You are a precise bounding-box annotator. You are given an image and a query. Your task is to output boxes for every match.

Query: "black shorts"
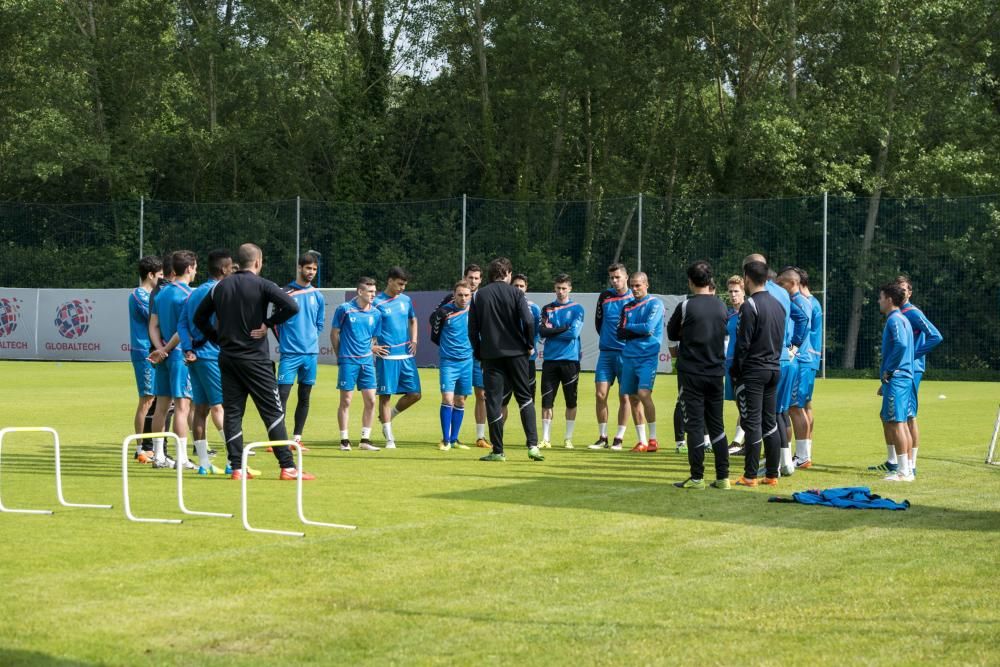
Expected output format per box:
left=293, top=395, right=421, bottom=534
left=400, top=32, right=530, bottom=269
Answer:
left=541, top=360, right=580, bottom=409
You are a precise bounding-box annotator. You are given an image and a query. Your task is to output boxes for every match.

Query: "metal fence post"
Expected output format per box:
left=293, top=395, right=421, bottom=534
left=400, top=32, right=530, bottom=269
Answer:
left=138, top=196, right=144, bottom=259
left=462, top=194, right=467, bottom=274
left=822, top=191, right=828, bottom=379
left=637, top=193, right=643, bottom=272
left=295, top=195, right=301, bottom=273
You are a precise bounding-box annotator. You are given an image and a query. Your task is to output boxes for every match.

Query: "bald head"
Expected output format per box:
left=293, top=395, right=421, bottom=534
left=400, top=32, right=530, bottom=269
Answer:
left=237, top=243, right=263, bottom=273
left=743, top=253, right=767, bottom=266
left=629, top=271, right=649, bottom=298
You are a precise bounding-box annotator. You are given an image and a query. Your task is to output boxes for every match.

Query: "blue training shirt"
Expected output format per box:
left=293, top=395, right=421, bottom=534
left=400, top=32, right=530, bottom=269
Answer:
left=595, top=288, right=632, bottom=352
left=527, top=301, right=541, bottom=362
left=619, top=295, right=664, bottom=359
left=178, top=279, right=219, bottom=360
left=436, top=303, right=473, bottom=361
left=789, top=291, right=814, bottom=360
left=128, top=287, right=152, bottom=353
left=765, top=280, right=792, bottom=362
left=725, top=309, right=739, bottom=364
left=332, top=298, right=382, bottom=364
left=881, top=309, right=914, bottom=380
left=153, top=281, right=193, bottom=343
left=808, top=295, right=823, bottom=370
left=899, top=302, right=943, bottom=375
left=276, top=282, right=325, bottom=354
left=374, top=291, right=416, bottom=358
left=540, top=300, right=585, bottom=362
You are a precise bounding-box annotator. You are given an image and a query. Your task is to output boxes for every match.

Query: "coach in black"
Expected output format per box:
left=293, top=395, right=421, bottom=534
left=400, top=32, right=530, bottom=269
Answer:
left=668, top=260, right=730, bottom=489
left=731, top=259, right=785, bottom=487
left=193, top=243, right=311, bottom=480
left=468, top=257, right=542, bottom=462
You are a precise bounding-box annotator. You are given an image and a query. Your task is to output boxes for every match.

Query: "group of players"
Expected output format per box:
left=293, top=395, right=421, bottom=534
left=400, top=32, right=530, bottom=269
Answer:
left=126, top=245, right=941, bottom=486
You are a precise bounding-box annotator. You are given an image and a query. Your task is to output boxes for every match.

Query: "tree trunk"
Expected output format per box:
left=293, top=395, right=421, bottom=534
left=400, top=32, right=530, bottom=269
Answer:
left=842, top=53, right=901, bottom=369
left=470, top=0, right=497, bottom=194
left=785, top=0, right=797, bottom=102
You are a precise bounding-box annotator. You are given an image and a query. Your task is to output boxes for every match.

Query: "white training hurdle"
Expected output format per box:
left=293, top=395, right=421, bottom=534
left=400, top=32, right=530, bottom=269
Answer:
left=241, top=440, right=356, bottom=537
left=987, top=405, right=1000, bottom=466
left=0, top=426, right=113, bottom=514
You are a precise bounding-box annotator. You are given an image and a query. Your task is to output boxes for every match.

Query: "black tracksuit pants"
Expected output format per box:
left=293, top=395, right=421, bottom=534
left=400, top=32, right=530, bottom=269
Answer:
left=219, top=356, right=294, bottom=471
left=734, top=368, right=781, bottom=479
left=482, top=355, right=538, bottom=454
left=679, top=372, right=729, bottom=480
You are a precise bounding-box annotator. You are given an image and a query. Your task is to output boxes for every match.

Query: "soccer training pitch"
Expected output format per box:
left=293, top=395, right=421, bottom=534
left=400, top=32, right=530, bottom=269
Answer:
left=0, top=361, right=997, bottom=666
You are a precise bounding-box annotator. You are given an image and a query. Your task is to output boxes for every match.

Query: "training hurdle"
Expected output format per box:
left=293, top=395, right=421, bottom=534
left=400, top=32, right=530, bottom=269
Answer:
left=987, top=405, right=1000, bottom=466
left=0, top=426, right=113, bottom=515
left=241, top=440, right=357, bottom=537
left=121, top=431, right=232, bottom=524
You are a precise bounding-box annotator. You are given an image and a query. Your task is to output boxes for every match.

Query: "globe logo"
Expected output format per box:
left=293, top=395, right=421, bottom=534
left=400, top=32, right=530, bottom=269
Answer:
left=0, top=297, right=20, bottom=337
left=54, top=299, right=94, bottom=339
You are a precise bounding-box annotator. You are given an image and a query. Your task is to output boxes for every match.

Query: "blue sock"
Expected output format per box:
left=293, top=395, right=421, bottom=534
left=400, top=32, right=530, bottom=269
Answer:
left=450, top=406, right=465, bottom=442
left=440, top=404, right=454, bottom=441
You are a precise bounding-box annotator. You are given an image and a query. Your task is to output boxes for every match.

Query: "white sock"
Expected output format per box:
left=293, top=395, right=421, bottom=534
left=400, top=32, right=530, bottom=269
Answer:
left=675, top=440, right=685, bottom=448
left=910, top=447, right=918, bottom=469
left=383, top=423, right=395, bottom=442
left=542, top=419, right=552, bottom=441
left=176, top=437, right=189, bottom=464
left=194, top=440, right=210, bottom=468
left=153, top=437, right=164, bottom=460
left=615, top=424, right=627, bottom=439
left=293, top=434, right=302, bottom=443
left=636, top=423, right=648, bottom=445
left=781, top=447, right=794, bottom=468
left=476, top=423, right=486, bottom=439
left=340, top=430, right=349, bottom=440
left=565, top=420, right=576, bottom=439
left=734, top=426, right=746, bottom=445
left=886, top=443, right=898, bottom=464
left=598, top=422, right=608, bottom=438
left=648, top=422, right=657, bottom=440
left=360, top=427, right=371, bottom=440
left=804, top=438, right=812, bottom=461
left=795, top=439, right=808, bottom=460
left=896, top=452, right=911, bottom=476
left=703, top=435, right=710, bottom=448
left=391, top=406, right=400, bottom=419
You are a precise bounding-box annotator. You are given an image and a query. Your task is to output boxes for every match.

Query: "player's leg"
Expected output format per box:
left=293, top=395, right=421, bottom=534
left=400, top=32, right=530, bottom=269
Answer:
left=292, top=355, right=317, bottom=444
left=131, top=351, right=156, bottom=460
left=337, top=362, right=358, bottom=449
left=167, top=352, right=195, bottom=469
left=480, top=359, right=507, bottom=457
left=359, top=387, right=379, bottom=450
left=907, top=372, right=922, bottom=473
left=562, top=361, right=580, bottom=447
left=637, top=357, right=658, bottom=449
left=735, top=373, right=764, bottom=483
left=243, top=359, right=304, bottom=476
left=219, top=356, right=250, bottom=477
left=150, top=357, right=173, bottom=463
left=704, top=376, right=730, bottom=483
left=505, top=355, right=539, bottom=456
left=593, top=351, right=613, bottom=446
left=881, top=378, right=914, bottom=480
left=673, top=396, right=685, bottom=453
left=678, top=372, right=707, bottom=483
left=761, top=371, right=782, bottom=481
left=792, top=362, right=816, bottom=467
left=539, top=362, right=559, bottom=447
left=393, top=358, right=422, bottom=416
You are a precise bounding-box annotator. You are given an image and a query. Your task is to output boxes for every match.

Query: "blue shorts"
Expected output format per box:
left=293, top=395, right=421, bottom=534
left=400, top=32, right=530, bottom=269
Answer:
left=278, top=353, right=318, bottom=386
left=376, top=356, right=421, bottom=395
left=472, top=359, right=484, bottom=389
left=792, top=363, right=816, bottom=407
left=619, top=356, right=657, bottom=395
left=166, top=352, right=193, bottom=400
left=439, top=358, right=473, bottom=396
left=189, top=358, right=223, bottom=406
left=881, top=376, right=916, bottom=423
left=338, top=361, right=376, bottom=391
left=131, top=351, right=154, bottom=397
left=595, top=350, right=624, bottom=385
left=912, top=371, right=923, bottom=416
left=776, top=360, right=795, bottom=413
left=724, top=361, right=734, bottom=401
left=153, top=358, right=171, bottom=397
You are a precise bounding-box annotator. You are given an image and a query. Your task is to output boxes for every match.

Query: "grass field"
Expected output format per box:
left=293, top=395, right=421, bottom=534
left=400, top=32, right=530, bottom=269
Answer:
left=0, top=360, right=997, bottom=666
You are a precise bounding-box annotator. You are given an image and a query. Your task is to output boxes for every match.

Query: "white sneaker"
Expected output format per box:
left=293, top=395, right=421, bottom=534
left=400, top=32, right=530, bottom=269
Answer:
left=359, top=440, right=380, bottom=451
left=385, top=441, right=396, bottom=449
left=884, top=471, right=915, bottom=482
left=779, top=462, right=795, bottom=477
left=179, top=460, right=198, bottom=471
left=563, top=439, right=574, bottom=449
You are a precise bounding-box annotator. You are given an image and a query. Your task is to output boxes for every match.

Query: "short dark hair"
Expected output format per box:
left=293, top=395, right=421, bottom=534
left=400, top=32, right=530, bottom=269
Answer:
left=387, top=266, right=411, bottom=281
left=776, top=267, right=801, bottom=286
left=796, top=267, right=810, bottom=288
left=464, top=264, right=482, bottom=277
left=237, top=243, right=262, bottom=268
left=880, top=282, right=906, bottom=307
left=487, top=257, right=513, bottom=282
left=171, top=250, right=197, bottom=276
left=894, top=274, right=912, bottom=291
left=743, top=260, right=769, bottom=286
left=553, top=273, right=571, bottom=286
left=512, top=273, right=528, bottom=285
left=687, top=260, right=713, bottom=288
left=357, top=276, right=376, bottom=290
left=138, top=256, right=162, bottom=281
left=207, top=249, right=232, bottom=279
left=607, top=262, right=627, bottom=274
left=298, top=252, right=319, bottom=267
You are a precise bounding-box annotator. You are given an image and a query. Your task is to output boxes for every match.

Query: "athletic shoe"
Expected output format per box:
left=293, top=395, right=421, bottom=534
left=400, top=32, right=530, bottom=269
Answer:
left=647, top=439, right=659, bottom=453
left=152, top=456, right=176, bottom=469
left=793, top=457, right=813, bottom=469
left=385, top=442, right=396, bottom=450
left=280, top=468, right=316, bottom=481
left=759, top=476, right=778, bottom=487
left=451, top=441, right=470, bottom=450
left=867, top=461, right=898, bottom=473
left=246, top=449, right=256, bottom=456
left=340, top=439, right=353, bottom=451
left=779, top=462, right=795, bottom=477
left=728, top=445, right=746, bottom=456
left=563, top=439, right=574, bottom=449
left=676, top=442, right=688, bottom=454
left=179, top=460, right=198, bottom=471
left=437, top=440, right=450, bottom=451
left=630, top=443, right=648, bottom=453
left=711, top=478, right=731, bottom=490
left=136, top=451, right=156, bottom=464
left=224, top=464, right=261, bottom=477
left=734, top=476, right=758, bottom=487
left=272, top=442, right=311, bottom=453
left=475, top=438, right=491, bottom=449
left=610, top=438, right=623, bottom=451
left=230, top=469, right=254, bottom=480
left=206, top=448, right=217, bottom=457
left=359, top=439, right=380, bottom=451
left=673, top=478, right=706, bottom=490
left=589, top=437, right=609, bottom=450
left=528, top=447, right=545, bottom=461
left=911, top=467, right=917, bottom=477
left=884, top=471, right=915, bottom=482
left=197, top=464, right=226, bottom=476
left=539, top=440, right=552, bottom=449
left=480, top=452, right=506, bottom=462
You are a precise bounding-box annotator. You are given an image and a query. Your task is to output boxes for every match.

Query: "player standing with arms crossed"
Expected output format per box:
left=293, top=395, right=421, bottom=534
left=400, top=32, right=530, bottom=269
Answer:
left=617, top=272, right=664, bottom=453
left=430, top=281, right=474, bottom=450
left=538, top=274, right=585, bottom=449
left=374, top=267, right=422, bottom=449
left=590, top=263, right=636, bottom=451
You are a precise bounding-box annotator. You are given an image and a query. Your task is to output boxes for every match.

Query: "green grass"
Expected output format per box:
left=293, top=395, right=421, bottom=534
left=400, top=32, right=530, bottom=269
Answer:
left=0, top=360, right=997, bottom=666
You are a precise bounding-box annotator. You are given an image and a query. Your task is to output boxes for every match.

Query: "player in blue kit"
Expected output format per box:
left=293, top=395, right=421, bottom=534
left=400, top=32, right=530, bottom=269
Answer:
left=776, top=267, right=814, bottom=471
left=589, top=263, right=636, bottom=451
left=178, top=249, right=233, bottom=475
left=374, top=267, right=422, bottom=449
left=510, top=273, right=541, bottom=400
left=274, top=253, right=325, bottom=450
left=128, top=256, right=163, bottom=463
left=724, top=275, right=747, bottom=451
left=430, top=281, right=474, bottom=450
left=332, top=277, right=385, bottom=451
left=790, top=268, right=822, bottom=467
left=617, top=272, right=664, bottom=452
left=538, top=274, right=585, bottom=449
left=877, top=282, right=916, bottom=482
left=148, top=251, right=197, bottom=469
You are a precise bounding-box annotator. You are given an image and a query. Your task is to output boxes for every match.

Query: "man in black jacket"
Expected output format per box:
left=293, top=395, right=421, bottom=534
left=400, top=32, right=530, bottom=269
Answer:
left=468, top=257, right=542, bottom=462
left=667, top=260, right=730, bottom=489
left=730, top=259, right=786, bottom=487
left=193, top=243, right=313, bottom=480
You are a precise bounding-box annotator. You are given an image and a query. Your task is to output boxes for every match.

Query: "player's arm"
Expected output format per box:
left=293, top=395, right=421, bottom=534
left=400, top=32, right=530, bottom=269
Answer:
left=594, top=292, right=606, bottom=333
left=192, top=289, right=220, bottom=345
left=789, top=298, right=809, bottom=353
left=407, top=307, right=418, bottom=355
left=666, top=302, right=683, bottom=343
left=429, top=307, right=446, bottom=346
left=177, top=299, right=196, bottom=357
left=731, top=301, right=756, bottom=381
left=624, top=301, right=662, bottom=336
left=517, top=293, right=535, bottom=347
left=468, top=295, right=482, bottom=361
left=881, top=320, right=906, bottom=382
left=316, top=295, right=326, bottom=334
left=264, top=281, right=299, bottom=328
left=914, top=310, right=943, bottom=356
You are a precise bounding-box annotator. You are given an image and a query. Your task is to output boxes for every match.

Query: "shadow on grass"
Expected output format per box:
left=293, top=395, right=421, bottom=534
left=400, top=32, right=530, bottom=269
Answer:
left=0, top=649, right=100, bottom=666
left=425, top=472, right=1000, bottom=533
